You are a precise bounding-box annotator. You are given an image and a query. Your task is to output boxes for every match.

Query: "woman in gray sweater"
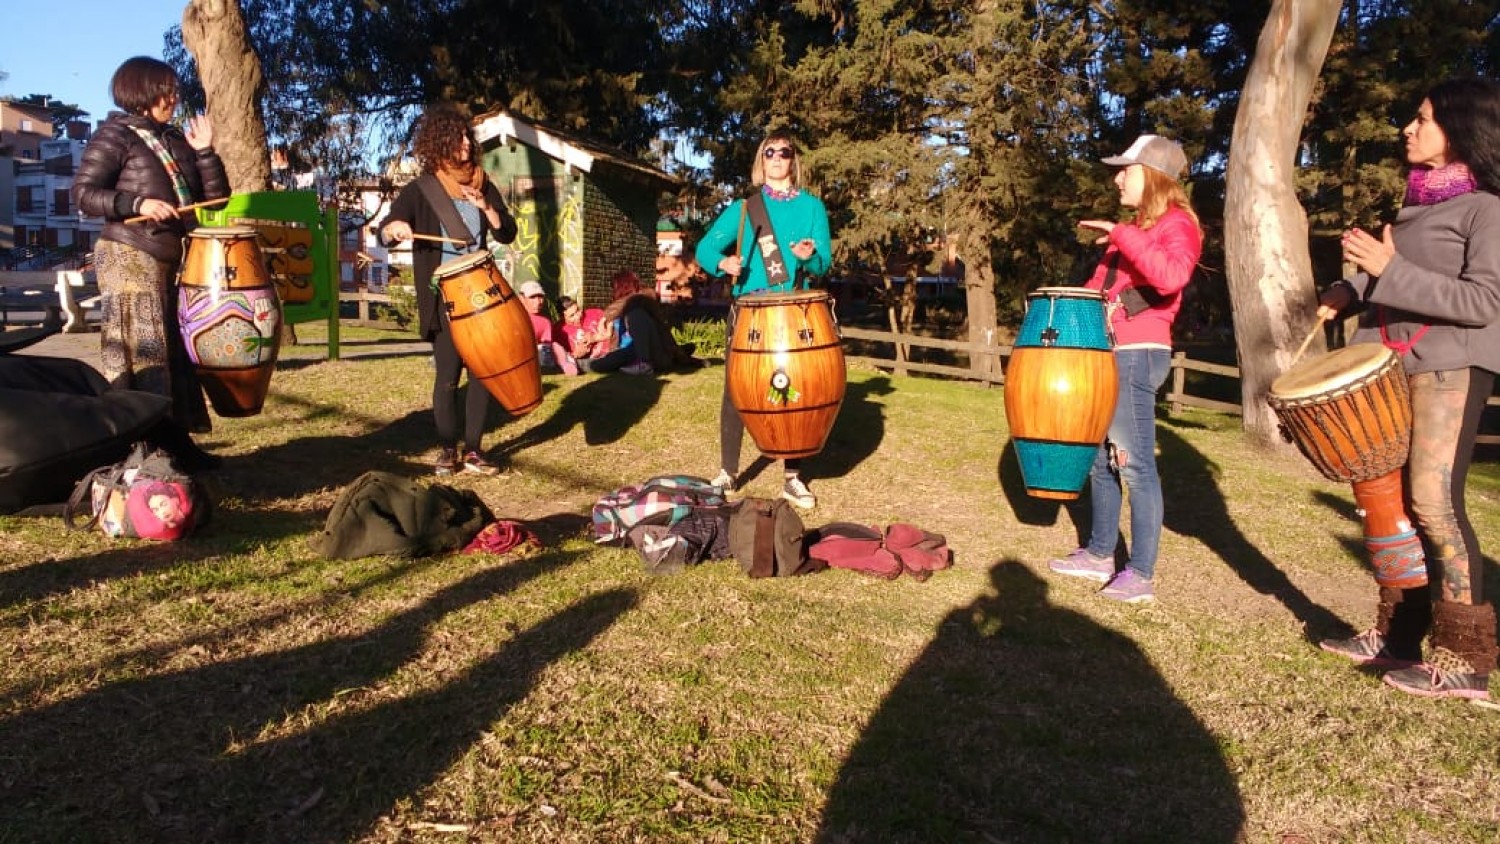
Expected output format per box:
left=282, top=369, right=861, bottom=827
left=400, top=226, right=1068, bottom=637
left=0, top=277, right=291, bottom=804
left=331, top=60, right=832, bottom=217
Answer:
left=1317, top=77, right=1500, bottom=701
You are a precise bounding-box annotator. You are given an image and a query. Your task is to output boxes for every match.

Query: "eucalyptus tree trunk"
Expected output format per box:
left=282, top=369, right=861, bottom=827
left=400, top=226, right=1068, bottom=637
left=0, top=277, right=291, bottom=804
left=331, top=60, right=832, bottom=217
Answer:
left=181, top=0, right=271, bottom=192
left=1224, top=0, right=1342, bottom=444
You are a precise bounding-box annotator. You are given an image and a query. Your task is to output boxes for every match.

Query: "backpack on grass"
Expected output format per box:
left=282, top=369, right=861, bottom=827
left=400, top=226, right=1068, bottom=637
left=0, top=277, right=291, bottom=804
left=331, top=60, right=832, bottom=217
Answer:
left=590, top=475, right=727, bottom=543
left=63, top=442, right=210, bottom=540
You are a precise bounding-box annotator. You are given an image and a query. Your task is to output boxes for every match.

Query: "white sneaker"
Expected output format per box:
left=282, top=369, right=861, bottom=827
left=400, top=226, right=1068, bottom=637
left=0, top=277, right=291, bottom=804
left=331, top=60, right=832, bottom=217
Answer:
left=711, top=469, right=736, bottom=493
left=781, top=476, right=816, bottom=509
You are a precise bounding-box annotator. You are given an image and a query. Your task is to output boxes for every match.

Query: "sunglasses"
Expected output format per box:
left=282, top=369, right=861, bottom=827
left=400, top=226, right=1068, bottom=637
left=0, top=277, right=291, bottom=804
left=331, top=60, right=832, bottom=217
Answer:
left=763, top=147, right=796, bottom=160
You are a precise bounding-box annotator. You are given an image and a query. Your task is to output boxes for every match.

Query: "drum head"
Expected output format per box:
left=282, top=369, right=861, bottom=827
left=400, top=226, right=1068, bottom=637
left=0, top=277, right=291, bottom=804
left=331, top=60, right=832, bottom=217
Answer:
left=434, top=251, right=494, bottom=278
left=736, top=289, right=829, bottom=307
left=190, top=225, right=259, bottom=240
left=1028, top=287, right=1105, bottom=302
left=1270, top=343, right=1396, bottom=400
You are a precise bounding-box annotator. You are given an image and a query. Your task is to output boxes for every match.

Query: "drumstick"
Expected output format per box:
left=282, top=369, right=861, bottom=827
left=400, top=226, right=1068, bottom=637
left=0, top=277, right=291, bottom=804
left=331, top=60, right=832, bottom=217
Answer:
left=124, top=197, right=228, bottom=224
left=1290, top=314, right=1327, bottom=367
left=408, top=233, right=470, bottom=245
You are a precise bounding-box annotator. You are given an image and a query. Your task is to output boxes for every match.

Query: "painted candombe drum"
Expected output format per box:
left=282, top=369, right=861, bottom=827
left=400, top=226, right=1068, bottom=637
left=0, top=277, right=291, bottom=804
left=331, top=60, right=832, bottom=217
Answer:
left=178, top=225, right=283, bottom=417
left=433, top=251, right=542, bottom=417
left=1004, top=287, right=1118, bottom=500
left=727, top=289, right=846, bottom=459
left=1267, top=343, right=1425, bottom=588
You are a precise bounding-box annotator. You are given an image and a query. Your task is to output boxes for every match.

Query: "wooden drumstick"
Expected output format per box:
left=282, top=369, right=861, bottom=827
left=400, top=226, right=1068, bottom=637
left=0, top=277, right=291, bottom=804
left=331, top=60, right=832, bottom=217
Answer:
left=1290, top=314, right=1328, bottom=367
left=408, top=233, right=470, bottom=245
left=124, top=197, right=228, bottom=224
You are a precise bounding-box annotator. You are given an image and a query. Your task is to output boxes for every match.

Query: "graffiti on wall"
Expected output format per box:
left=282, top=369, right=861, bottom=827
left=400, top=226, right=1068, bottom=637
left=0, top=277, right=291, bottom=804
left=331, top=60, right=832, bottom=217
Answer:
left=504, top=192, right=584, bottom=299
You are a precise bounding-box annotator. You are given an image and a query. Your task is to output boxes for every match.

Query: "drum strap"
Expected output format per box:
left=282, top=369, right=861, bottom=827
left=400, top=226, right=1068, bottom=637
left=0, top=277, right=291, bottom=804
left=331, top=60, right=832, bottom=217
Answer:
left=415, top=175, right=479, bottom=250
left=742, top=192, right=794, bottom=294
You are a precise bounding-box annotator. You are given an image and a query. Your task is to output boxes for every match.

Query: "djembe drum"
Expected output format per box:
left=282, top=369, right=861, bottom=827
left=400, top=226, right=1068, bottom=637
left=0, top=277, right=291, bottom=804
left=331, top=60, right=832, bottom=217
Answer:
left=726, top=289, right=846, bottom=459
left=1267, top=343, right=1426, bottom=588
left=1004, top=288, right=1118, bottom=500
left=178, top=225, right=283, bottom=417
left=432, top=251, right=542, bottom=417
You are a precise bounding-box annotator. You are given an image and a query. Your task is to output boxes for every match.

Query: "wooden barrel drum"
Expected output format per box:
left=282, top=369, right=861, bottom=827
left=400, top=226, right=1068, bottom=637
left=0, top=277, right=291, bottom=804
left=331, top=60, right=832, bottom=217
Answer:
left=1004, top=287, right=1118, bottom=500
left=1267, top=343, right=1426, bottom=589
left=433, top=251, right=542, bottom=417
left=177, top=225, right=283, bottom=417
left=727, top=290, right=846, bottom=459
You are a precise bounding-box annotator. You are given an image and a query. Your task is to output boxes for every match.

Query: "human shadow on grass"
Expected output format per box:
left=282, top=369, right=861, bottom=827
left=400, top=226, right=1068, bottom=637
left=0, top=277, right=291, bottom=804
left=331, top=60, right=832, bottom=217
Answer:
left=497, top=372, right=666, bottom=454
left=815, top=560, right=1243, bottom=843
left=0, top=550, right=638, bottom=844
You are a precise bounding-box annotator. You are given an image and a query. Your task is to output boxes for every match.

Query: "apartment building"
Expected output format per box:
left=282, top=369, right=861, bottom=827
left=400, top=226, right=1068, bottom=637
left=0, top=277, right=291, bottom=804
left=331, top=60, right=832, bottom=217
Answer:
left=1, top=99, right=55, bottom=250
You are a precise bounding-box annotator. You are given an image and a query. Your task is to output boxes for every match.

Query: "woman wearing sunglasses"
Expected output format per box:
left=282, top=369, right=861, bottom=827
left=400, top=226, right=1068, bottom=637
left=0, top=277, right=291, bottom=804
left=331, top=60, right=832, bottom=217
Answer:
left=695, top=131, right=832, bottom=508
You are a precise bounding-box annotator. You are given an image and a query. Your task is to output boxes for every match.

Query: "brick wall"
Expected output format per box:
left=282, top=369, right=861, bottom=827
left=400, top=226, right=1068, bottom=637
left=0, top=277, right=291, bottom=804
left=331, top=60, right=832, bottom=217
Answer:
left=580, top=174, right=658, bottom=310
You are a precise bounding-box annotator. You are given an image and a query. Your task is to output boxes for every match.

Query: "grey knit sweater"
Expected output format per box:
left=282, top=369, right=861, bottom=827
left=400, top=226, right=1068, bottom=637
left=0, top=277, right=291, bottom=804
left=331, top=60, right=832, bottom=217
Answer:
left=1340, top=190, right=1500, bottom=376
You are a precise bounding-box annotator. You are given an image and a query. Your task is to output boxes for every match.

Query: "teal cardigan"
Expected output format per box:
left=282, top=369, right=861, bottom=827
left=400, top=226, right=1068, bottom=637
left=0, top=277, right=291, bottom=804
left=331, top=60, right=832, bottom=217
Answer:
left=695, top=189, right=832, bottom=297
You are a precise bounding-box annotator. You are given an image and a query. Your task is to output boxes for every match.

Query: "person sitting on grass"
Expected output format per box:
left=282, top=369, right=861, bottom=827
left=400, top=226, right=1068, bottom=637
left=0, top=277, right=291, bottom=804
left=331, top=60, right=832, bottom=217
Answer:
left=583, top=271, right=699, bottom=375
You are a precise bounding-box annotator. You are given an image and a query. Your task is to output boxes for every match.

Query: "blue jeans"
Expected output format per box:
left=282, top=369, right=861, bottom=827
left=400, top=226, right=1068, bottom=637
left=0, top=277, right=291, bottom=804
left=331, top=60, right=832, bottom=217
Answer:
left=1086, top=348, right=1171, bottom=579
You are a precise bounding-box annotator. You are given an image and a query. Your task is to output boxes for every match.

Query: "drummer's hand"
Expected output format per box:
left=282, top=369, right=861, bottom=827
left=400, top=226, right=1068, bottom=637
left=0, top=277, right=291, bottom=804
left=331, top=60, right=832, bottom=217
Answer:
left=1342, top=225, right=1395, bottom=277
left=1316, top=284, right=1354, bottom=321
left=139, top=197, right=178, bottom=222
left=382, top=221, right=412, bottom=243
left=719, top=256, right=742, bottom=277
left=460, top=186, right=488, bottom=210
left=184, top=114, right=214, bottom=150
left=791, top=238, right=816, bottom=261
left=1079, top=219, right=1115, bottom=245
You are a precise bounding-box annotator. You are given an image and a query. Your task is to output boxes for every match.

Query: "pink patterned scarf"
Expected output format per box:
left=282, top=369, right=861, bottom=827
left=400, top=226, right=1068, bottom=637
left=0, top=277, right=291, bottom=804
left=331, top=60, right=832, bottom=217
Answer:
left=1404, top=161, right=1477, bottom=206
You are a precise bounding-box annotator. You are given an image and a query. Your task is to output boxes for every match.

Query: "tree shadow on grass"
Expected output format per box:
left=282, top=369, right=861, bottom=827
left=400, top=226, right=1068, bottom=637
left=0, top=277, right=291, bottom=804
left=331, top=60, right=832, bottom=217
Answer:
left=1157, top=425, right=1345, bottom=640
left=0, top=549, right=638, bottom=843
left=815, top=560, right=1243, bottom=843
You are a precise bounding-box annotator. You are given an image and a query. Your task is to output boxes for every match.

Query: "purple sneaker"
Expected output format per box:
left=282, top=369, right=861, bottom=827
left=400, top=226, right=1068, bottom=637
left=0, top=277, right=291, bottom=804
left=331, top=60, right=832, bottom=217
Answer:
left=1099, top=569, right=1155, bottom=603
left=1047, top=548, right=1115, bottom=583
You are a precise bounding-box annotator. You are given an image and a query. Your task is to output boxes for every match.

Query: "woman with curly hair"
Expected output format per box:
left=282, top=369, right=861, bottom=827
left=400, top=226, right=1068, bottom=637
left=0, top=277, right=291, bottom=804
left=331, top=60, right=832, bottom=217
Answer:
left=380, top=104, right=518, bottom=476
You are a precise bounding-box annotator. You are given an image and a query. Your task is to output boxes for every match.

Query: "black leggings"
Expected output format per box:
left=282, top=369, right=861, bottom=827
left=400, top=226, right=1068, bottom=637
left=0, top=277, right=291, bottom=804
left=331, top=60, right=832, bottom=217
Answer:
left=431, top=327, right=494, bottom=453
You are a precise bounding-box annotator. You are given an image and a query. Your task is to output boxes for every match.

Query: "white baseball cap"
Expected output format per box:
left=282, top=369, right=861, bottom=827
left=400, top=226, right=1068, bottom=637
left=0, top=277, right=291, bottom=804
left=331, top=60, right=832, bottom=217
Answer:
left=1102, top=134, right=1189, bottom=179
left=519, top=281, right=546, bottom=298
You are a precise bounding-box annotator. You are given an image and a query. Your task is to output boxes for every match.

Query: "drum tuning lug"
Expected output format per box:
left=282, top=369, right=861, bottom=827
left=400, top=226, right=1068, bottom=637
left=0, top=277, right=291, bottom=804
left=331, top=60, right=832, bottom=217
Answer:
left=799, top=328, right=814, bottom=343
left=1040, top=327, right=1059, bottom=347
left=749, top=328, right=762, bottom=344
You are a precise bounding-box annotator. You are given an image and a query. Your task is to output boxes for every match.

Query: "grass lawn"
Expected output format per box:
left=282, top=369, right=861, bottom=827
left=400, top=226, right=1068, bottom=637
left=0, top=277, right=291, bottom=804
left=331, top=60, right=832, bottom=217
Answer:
left=2, top=324, right=1498, bottom=843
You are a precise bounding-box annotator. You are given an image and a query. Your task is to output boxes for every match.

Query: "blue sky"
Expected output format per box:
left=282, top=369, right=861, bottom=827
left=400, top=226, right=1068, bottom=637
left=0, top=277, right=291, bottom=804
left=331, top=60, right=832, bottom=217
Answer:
left=1, top=0, right=187, bottom=124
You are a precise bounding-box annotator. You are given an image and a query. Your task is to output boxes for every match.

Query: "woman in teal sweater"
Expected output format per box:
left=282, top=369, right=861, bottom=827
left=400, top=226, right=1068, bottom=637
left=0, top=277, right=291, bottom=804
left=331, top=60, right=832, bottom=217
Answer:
left=695, top=131, right=832, bottom=508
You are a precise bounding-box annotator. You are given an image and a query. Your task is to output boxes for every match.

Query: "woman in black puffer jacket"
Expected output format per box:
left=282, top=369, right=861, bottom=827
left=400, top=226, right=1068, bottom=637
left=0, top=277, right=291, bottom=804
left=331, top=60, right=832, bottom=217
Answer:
left=72, top=56, right=230, bottom=441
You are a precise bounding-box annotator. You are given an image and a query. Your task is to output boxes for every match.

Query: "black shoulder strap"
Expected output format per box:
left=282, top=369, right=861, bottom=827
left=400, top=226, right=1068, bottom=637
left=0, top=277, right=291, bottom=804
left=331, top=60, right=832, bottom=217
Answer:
left=415, top=174, right=478, bottom=248
left=1101, top=250, right=1121, bottom=293
left=743, top=192, right=793, bottom=291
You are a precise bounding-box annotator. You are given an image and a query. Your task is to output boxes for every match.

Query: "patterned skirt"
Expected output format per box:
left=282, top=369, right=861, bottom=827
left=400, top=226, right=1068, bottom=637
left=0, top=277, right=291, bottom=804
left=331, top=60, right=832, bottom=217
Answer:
left=95, top=239, right=211, bottom=433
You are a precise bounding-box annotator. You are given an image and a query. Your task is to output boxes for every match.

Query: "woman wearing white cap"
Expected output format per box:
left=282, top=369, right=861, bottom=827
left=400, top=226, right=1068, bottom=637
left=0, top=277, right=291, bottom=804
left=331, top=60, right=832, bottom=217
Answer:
left=1047, top=134, right=1202, bottom=603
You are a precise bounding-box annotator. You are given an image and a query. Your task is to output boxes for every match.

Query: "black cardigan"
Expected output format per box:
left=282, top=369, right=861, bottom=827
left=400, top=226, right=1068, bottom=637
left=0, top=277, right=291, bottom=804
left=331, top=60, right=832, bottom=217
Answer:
left=379, top=175, right=518, bottom=340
